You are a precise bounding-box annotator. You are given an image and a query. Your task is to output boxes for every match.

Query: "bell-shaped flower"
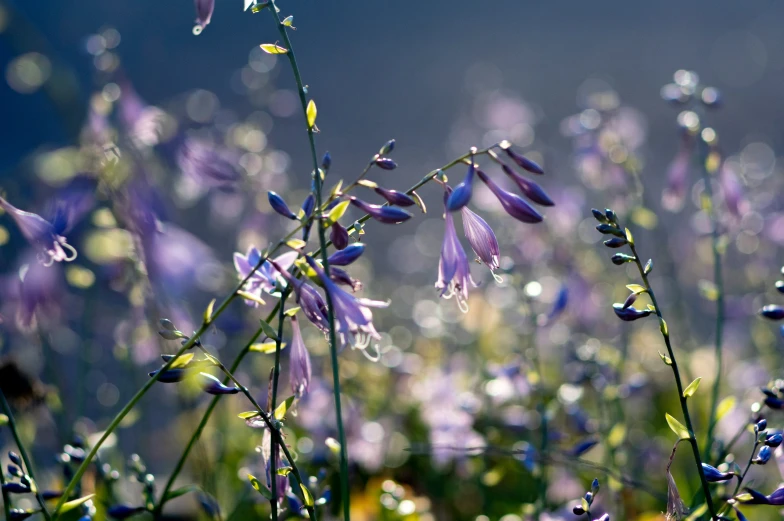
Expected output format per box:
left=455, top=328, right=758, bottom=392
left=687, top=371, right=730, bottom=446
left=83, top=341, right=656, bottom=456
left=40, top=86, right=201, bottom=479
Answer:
left=327, top=243, right=364, bottom=266
left=193, top=0, right=215, bottom=34
left=476, top=169, right=543, bottom=223
left=16, top=259, right=66, bottom=329
left=446, top=163, right=475, bottom=211
left=436, top=195, right=477, bottom=312
left=289, top=316, right=312, bottom=397
left=304, top=255, right=388, bottom=358
left=268, top=260, right=330, bottom=334
left=349, top=197, right=411, bottom=224
left=0, top=196, right=77, bottom=265
left=233, top=248, right=298, bottom=306
left=460, top=206, right=500, bottom=278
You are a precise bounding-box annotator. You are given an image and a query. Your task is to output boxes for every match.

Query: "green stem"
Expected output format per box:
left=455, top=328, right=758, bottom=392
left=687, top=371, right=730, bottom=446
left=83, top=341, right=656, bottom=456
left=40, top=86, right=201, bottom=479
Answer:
left=628, top=242, right=717, bottom=519
left=0, top=390, right=52, bottom=521
left=700, top=163, right=725, bottom=458
left=269, top=291, right=290, bottom=521
left=718, top=440, right=757, bottom=517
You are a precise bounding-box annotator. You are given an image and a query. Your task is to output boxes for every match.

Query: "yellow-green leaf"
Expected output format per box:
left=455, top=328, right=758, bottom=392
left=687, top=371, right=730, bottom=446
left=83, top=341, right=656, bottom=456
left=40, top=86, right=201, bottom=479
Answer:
left=626, top=284, right=646, bottom=294
left=607, top=424, right=627, bottom=448
left=203, top=298, right=215, bottom=323
left=300, top=484, right=315, bottom=507
left=325, top=437, right=341, bottom=454
left=412, top=190, right=427, bottom=213
left=286, top=239, right=306, bottom=250
left=329, top=180, right=344, bottom=199
left=660, top=319, right=669, bottom=337
left=282, top=15, right=294, bottom=27
left=0, top=414, right=7, bottom=426
left=276, top=466, right=293, bottom=476
left=356, top=179, right=378, bottom=188
left=284, top=307, right=301, bottom=317
left=237, top=290, right=266, bottom=306
left=716, top=396, right=736, bottom=422
left=249, top=474, right=273, bottom=499
left=260, top=43, right=288, bottom=54
left=683, top=377, right=702, bottom=398
left=169, top=353, right=194, bottom=369
left=327, top=200, right=350, bottom=224
left=259, top=319, right=279, bottom=341
left=59, top=494, right=95, bottom=514
left=665, top=413, right=690, bottom=440
left=274, top=396, right=295, bottom=420
left=306, top=99, right=317, bottom=128
left=238, top=411, right=261, bottom=419
left=658, top=351, right=672, bottom=366
left=625, top=227, right=634, bottom=245
left=698, top=279, right=719, bottom=301
left=684, top=503, right=708, bottom=521
left=249, top=341, right=287, bottom=354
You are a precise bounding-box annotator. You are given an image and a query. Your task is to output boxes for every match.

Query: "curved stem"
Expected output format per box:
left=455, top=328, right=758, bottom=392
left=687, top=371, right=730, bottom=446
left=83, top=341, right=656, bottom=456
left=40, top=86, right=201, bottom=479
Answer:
left=628, top=242, right=717, bottom=519
left=0, top=390, right=52, bottom=521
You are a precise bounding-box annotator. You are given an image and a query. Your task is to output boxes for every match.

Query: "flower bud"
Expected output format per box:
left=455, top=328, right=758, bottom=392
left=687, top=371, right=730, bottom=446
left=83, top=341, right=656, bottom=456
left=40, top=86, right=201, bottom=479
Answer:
left=765, top=433, right=782, bottom=447
left=330, top=222, right=349, bottom=250
left=756, top=418, right=768, bottom=432
left=3, top=482, right=31, bottom=494
left=321, top=151, right=332, bottom=171
left=621, top=293, right=638, bottom=310
left=268, top=191, right=297, bottom=220
left=476, top=169, right=543, bottom=223
left=379, top=139, right=395, bottom=155
left=572, top=505, right=586, bottom=516
left=611, top=254, right=635, bottom=265
left=199, top=373, right=240, bottom=395
left=374, top=187, right=416, bottom=207
left=328, top=243, right=365, bottom=266
left=760, top=305, right=784, bottom=321
left=596, top=224, right=625, bottom=238
left=107, top=505, right=146, bottom=519
left=8, top=452, right=22, bottom=467
left=301, top=194, right=316, bottom=218
left=329, top=267, right=363, bottom=292
left=500, top=164, right=554, bottom=206
left=148, top=368, right=187, bottom=383
left=349, top=198, right=411, bottom=224
left=776, top=281, right=784, bottom=294
left=755, top=445, right=772, bottom=464
left=591, top=208, right=609, bottom=223
left=374, top=157, right=397, bottom=170
left=502, top=146, right=544, bottom=174
left=613, top=304, right=652, bottom=321
left=446, top=164, right=475, bottom=211
left=701, top=463, right=734, bottom=482
left=603, top=237, right=628, bottom=248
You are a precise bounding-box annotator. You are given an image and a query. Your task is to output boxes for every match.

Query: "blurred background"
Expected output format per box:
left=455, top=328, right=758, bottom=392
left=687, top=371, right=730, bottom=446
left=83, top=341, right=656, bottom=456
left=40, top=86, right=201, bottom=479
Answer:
left=1, top=1, right=784, bottom=520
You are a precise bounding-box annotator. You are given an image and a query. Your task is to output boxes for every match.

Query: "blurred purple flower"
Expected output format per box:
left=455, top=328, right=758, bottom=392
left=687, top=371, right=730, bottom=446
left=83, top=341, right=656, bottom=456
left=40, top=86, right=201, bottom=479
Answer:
left=178, top=138, right=241, bottom=189
left=289, top=316, right=312, bottom=397
left=329, top=267, right=363, bottom=292
left=476, top=169, right=543, bottom=223
left=720, top=162, right=746, bottom=218
left=16, top=257, right=65, bottom=330
left=327, top=243, right=364, bottom=266
left=0, top=196, right=77, bottom=265
left=194, top=0, right=215, bottom=34
left=460, top=206, right=500, bottom=278
left=661, top=140, right=691, bottom=212
left=436, top=194, right=477, bottom=312
left=118, top=80, right=165, bottom=147
left=234, top=248, right=298, bottom=306
left=46, top=176, right=96, bottom=236
left=500, top=163, right=554, bottom=206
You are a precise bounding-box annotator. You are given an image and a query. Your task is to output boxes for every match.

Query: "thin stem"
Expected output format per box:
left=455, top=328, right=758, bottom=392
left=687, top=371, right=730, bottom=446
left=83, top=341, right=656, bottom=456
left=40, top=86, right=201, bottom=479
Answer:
left=628, top=242, right=717, bottom=519
left=700, top=163, right=725, bottom=458
left=718, top=440, right=758, bottom=517
left=0, top=390, right=52, bottom=521
left=0, top=425, right=13, bottom=520
left=269, top=290, right=290, bottom=521
left=263, top=4, right=349, bottom=518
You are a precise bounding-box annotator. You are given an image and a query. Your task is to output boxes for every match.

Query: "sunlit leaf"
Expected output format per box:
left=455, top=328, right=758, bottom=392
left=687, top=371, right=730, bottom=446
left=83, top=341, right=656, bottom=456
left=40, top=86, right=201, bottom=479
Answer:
left=169, top=353, right=194, bottom=369
left=300, top=484, right=314, bottom=507
left=59, top=494, right=95, bottom=514
left=276, top=466, right=292, bottom=476
left=660, top=319, right=669, bottom=337
left=238, top=411, right=261, bottom=419
left=658, top=351, right=672, bottom=366
left=237, top=291, right=266, bottom=306
left=284, top=307, right=301, bottom=317
left=259, top=319, right=279, bottom=341
left=282, top=15, right=294, bottom=27
left=626, top=284, right=646, bottom=294
left=607, top=424, right=626, bottom=448
left=260, top=43, right=288, bottom=54
left=665, top=413, right=690, bottom=440
left=249, top=474, right=273, bottom=500
left=286, top=239, right=306, bottom=250
left=698, top=279, right=718, bottom=301
left=249, top=341, right=287, bottom=354
left=643, top=258, right=653, bottom=274
left=274, top=396, right=295, bottom=420
left=625, top=227, right=634, bottom=245
left=683, top=377, right=702, bottom=398
left=327, top=201, right=350, bottom=224
left=325, top=437, right=341, bottom=454
left=306, top=100, right=317, bottom=128
left=203, top=298, right=215, bottom=323
left=716, top=396, right=736, bottom=422
left=0, top=414, right=7, bottom=426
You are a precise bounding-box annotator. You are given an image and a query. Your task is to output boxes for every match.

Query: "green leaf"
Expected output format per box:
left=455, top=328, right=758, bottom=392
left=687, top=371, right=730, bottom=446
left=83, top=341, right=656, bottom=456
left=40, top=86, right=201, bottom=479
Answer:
left=643, top=258, right=653, bottom=274
left=276, top=466, right=293, bottom=476
left=259, top=319, right=279, bottom=341
left=249, top=474, right=273, bottom=500
left=306, top=100, right=317, bottom=128
left=658, top=351, right=672, bottom=366
left=300, top=484, right=315, bottom=507
left=0, top=414, right=7, bottom=426
left=249, top=341, right=286, bottom=354
left=327, top=200, right=350, bottom=224
left=238, top=411, right=262, bottom=419
left=203, top=298, right=215, bottom=323
left=274, top=396, right=296, bottom=420
left=665, top=413, right=690, bottom=440
left=169, top=353, right=194, bottom=369
left=716, top=396, right=736, bottom=422
left=683, top=377, right=702, bottom=398
left=165, top=484, right=201, bottom=501
left=286, top=239, right=306, bottom=250
left=626, top=284, right=646, bottom=294
left=660, top=319, right=669, bottom=337
left=260, top=43, right=288, bottom=54
left=329, top=180, right=344, bottom=200
left=625, top=227, right=634, bottom=245
left=59, top=494, right=95, bottom=514
left=284, top=307, right=300, bottom=317
left=237, top=290, right=266, bottom=306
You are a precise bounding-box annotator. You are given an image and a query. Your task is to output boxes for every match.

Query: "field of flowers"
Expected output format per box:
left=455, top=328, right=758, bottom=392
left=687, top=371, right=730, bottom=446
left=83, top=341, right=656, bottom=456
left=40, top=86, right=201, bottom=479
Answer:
left=1, top=2, right=784, bottom=520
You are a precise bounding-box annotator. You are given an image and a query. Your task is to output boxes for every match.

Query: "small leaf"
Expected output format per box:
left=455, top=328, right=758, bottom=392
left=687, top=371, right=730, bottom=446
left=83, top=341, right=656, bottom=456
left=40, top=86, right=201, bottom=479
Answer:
left=0, top=414, right=8, bottom=426
left=626, top=284, right=647, bottom=295
left=716, top=396, right=736, bottom=422
left=660, top=319, right=669, bottom=337
left=286, top=239, right=306, bottom=250
left=306, top=100, right=317, bottom=129
left=274, top=396, right=296, bottom=420
left=249, top=474, right=273, bottom=500
left=236, top=291, right=266, bottom=306
left=644, top=258, right=653, bottom=274
left=356, top=179, right=378, bottom=188
left=238, top=411, right=262, bottom=419
left=282, top=15, right=294, bottom=27
left=169, top=353, right=194, bottom=369
left=683, top=377, right=702, bottom=398
left=300, top=484, right=315, bottom=507
left=259, top=319, right=279, bottom=341
left=646, top=304, right=656, bottom=312
left=327, top=200, right=350, bottom=224
left=625, top=227, right=634, bottom=245
left=411, top=190, right=427, bottom=213
left=658, top=351, right=672, bottom=365
left=665, top=413, right=691, bottom=440
left=276, top=466, right=293, bottom=476
left=249, top=341, right=286, bottom=354
left=59, top=494, right=95, bottom=514
left=260, top=43, right=288, bottom=54
left=203, top=298, right=216, bottom=323
left=698, top=279, right=719, bottom=301
left=607, top=424, right=626, bottom=448
left=166, top=484, right=201, bottom=501
left=284, top=307, right=301, bottom=317
left=329, top=180, right=344, bottom=200
left=325, top=437, right=341, bottom=454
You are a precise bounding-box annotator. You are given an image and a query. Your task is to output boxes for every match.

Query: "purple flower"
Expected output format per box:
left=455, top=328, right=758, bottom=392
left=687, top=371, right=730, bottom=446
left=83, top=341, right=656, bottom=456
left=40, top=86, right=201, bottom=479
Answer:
left=612, top=303, right=652, bottom=321
left=0, top=196, right=77, bottom=265
left=476, top=169, right=543, bottom=223
left=289, top=316, right=312, bottom=397
left=305, top=255, right=388, bottom=358
left=268, top=191, right=297, bottom=220
left=330, top=222, right=349, bottom=250
left=500, top=164, right=554, bottom=206
left=374, top=187, right=416, bottom=207
left=741, top=486, right=784, bottom=505
left=233, top=248, right=298, bottom=306
left=269, top=262, right=331, bottom=334
left=178, top=138, right=240, bottom=189
left=661, top=142, right=691, bottom=212
left=266, top=445, right=289, bottom=508
left=329, top=267, right=363, bottom=292
left=720, top=163, right=745, bottom=218
left=460, top=206, right=500, bottom=276
left=436, top=195, right=477, bottom=312
left=193, top=0, right=215, bottom=34
left=501, top=143, right=544, bottom=174
left=374, top=157, right=397, bottom=170
left=446, top=163, right=475, bottom=211
left=760, top=305, right=784, bottom=321
left=46, top=176, right=96, bottom=236
left=349, top=197, right=412, bottom=224
left=200, top=373, right=240, bottom=395
left=701, top=463, right=734, bottom=482
left=328, top=243, right=364, bottom=266
left=16, top=259, right=65, bottom=329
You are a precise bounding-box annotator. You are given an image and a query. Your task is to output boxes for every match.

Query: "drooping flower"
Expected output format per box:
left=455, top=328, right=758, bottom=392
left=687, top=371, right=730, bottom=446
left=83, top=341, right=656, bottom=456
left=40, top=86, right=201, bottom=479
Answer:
left=193, top=0, right=215, bottom=34
left=178, top=137, right=240, bottom=189
left=700, top=463, right=734, bottom=482
left=612, top=303, right=651, bottom=321
left=499, top=163, right=554, bottom=206
left=460, top=206, right=500, bottom=278
left=289, top=316, right=312, bottom=397
left=233, top=248, right=298, bottom=306
left=349, top=197, right=412, bottom=224
left=268, top=260, right=330, bottom=334
left=500, top=142, right=544, bottom=174
left=374, top=187, right=416, bottom=207
left=15, top=257, right=65, bottom=330
left=304, top=255, right=388, bottom=358
left=740, top=485, right=784, bottom=505
left=475, top=169, right=543, bottom=223
left=661, top=139, right=691, bottom=212
left=0, top=196, right=77, bottom=265
left=446, top=163, right=475, bottom=211
left=200, top=373, right=240, bottom=395
left=327, top=243, right=364, bottom=266
left=436, top=194, right=477, bottom=312
left=329, top=267, right=363, bottom=292
left=330, top=221, right=349, bottom=250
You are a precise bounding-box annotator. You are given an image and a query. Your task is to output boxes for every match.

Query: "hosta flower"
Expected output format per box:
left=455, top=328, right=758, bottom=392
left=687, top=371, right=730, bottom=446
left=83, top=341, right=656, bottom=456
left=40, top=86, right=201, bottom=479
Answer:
left=0, top=197, right=77, bottom=265
left=374, top=187, right=416, bottom=207
left=499, top=163, right=554, bottom=206
left=233, top=248, right=298, bottom=306
left=269, top=260, right=330, bottom=334
left=740, top=485, right=784, bottom=505
left=289, top=316, right=312, bottom=397
left=304, top=255, right=388, bottom=358
left=436, top=194, right=477, bottom=312
left=661, top=140, right=691, bottom=212
left=612, top=303, right=651, bottom=321
left=476, top=169, right=543, bottom=223
left=349, top=197, right=412, bottom=224
left=193, top=0, right=215, bottom=34
left=329, top=267, right=363, bottom=292
left=446, top=162, right=475, bottom=211
left=178, top=138, right=240, bottom=189
left=327, top=243, right=364, bottom=266
left=460, top=206, right=500, bottom=279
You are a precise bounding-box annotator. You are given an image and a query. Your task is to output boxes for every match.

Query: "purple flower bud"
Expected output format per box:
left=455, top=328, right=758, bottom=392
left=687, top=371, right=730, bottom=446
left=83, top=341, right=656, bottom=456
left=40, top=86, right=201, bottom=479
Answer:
left=596, top=224, right=626, bottom=238
left=289, top=316, right=311, bottom=397
left=268, top=191, right=297, bottom=220
left=611, top=253, right=635, bottom=265
left=548, top=285, right=569, bottom=320
left=701, top=463, right=734, bottom=482
left=502, top=146, right=544, bottom=174
left=500, top=164, right=554, bottom=206
left=568, top=438, right=598, bottom=457
left=380, top=139, right=395, bottom=155
left=572, top=505, right=585, bottom=516
left=178, top=138, right=240, bottom=188
left=761, top=305, right=784, bottom=321
left=461, top=207, right=500, bottom=273
left=765, top=433, right=782, bottom=447
left=301, top=194, right=316, bottom=218
left=775, top=281, right=784, bottom=294
left=9, top=509, right=34, bottom=521
left=321, top=151, right=332, bottom=170
left=757, top=418, right=768, bottom=431
left=374, top=157, right=397, bottom=170
left=3, top=482, right=31, bottom=494
left=349, top=197, right=412, bottom=224
left=374, top=187, right=416, bottom=207
left=329, top=267, right=363, bottom=292
left=193, top=0, right=215, bottom=34
left=741, top=485, right=784, bottom=505
left=612, top=303, right=652, bottom=321
left=603, top=237, right=628, bottom=248
left=446, top=164, right=475, bottom=211
left=755, top=445, right=772, bottom=464
left=621, top=293, right=638, bottom=310
left=41, top=490, right=63, bottom=500
left=8, top=453, right=21, bottom=467
left=662, top=144, right=691, bottom=212
left=148, top=368, right=187, bottom=383
left=327, top=243, right=365, bottom=266
left=475, top=169, right=543, bottom=223
left=108, top=505, right=146, bottom=519
left=199, top=373, right=240, bottom=395
left=198, top=493, right=221, bottom=520
left=330, top=221, right=349, bottom=250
